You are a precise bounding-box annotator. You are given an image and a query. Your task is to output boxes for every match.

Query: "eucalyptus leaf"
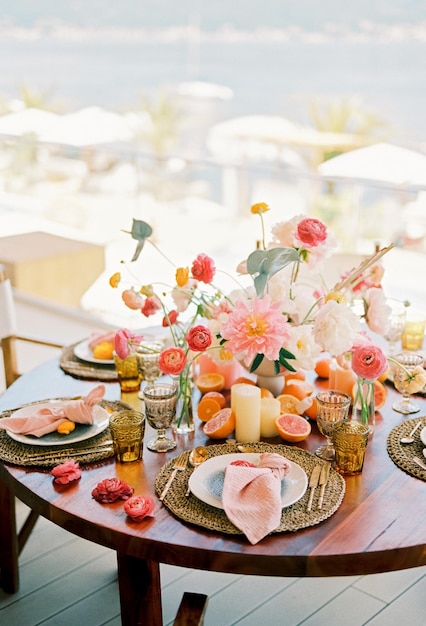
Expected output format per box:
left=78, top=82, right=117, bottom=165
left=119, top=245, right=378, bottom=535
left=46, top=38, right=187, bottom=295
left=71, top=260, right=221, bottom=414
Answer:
left=246, top=247, right=300, bottom=297
left=122, top=219, right=154, bottom=261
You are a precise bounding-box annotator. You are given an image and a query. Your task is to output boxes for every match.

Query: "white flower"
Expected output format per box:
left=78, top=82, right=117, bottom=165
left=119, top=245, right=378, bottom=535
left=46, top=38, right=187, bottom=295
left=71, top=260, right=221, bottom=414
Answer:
left=313, top=300, right=361, bottom=356
left=171, top=279, right=197, bottom=312
left=364, top=287, right=391, bottom=334
left=287, top=325, right=322, bottom=370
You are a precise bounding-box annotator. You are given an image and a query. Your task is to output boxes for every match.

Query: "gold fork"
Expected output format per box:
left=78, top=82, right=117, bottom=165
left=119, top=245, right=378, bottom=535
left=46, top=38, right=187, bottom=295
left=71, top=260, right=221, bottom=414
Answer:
left=159, top=452, right=188, bottom=501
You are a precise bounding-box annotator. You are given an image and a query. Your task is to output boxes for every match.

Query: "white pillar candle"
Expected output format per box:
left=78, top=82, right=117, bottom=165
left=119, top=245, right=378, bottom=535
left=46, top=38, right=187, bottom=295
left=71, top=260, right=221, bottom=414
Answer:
left=232, top=383, right=261, bottom=442
left=260, top=397, right=281, bottom=437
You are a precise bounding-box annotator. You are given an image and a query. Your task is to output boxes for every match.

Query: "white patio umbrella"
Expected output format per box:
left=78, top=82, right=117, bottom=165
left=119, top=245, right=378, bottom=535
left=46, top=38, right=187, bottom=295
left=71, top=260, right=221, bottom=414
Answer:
left=318, top=142, right=426, bottom=187
left=0, top=108, right=61, bottom=137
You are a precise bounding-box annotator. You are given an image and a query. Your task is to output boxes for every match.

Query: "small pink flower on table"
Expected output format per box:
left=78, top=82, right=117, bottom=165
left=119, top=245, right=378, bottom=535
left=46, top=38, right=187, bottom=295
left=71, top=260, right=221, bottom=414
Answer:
left=51, top=460, right=82, bottom=485
left=91, top=478, right=134, bottom=503
left=124, top=495, right=155, bottom=521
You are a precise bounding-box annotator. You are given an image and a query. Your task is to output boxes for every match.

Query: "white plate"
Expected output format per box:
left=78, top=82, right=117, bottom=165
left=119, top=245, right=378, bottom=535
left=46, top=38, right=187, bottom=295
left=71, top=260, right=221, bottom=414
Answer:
left=6, top=402, right=110, bottom=446
left=188, top=453, right=308, bottom=510
left=74, top=339, right=115, bottom=365
left=420, top=426, right=426, bottom=447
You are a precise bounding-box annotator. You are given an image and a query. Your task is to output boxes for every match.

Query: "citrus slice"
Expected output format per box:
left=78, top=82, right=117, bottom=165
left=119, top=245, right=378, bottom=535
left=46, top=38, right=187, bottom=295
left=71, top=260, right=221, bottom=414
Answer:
left=203, top=407, right=235, bottom=439
left=202, top=391, right=226, bottom=408
left=314, top=357, right=333, bottom=379
left=276, top=393, right=301, bottom=415
left=284, top=369, right=306, bottom=381
left=351, top=380, right=387, bottom=411
left=275, top=413, right=311, bottom=442
left=197, top=397, right=222, bottom=422
left=195, top=372, right=225, bottom=394
left=282, top=379, right=314, bottom=401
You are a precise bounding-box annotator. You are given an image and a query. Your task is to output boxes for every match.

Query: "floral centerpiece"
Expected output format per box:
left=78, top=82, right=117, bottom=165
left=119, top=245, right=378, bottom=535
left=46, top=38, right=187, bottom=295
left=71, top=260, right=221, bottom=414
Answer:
left=110, top=203, right=394, bottom=429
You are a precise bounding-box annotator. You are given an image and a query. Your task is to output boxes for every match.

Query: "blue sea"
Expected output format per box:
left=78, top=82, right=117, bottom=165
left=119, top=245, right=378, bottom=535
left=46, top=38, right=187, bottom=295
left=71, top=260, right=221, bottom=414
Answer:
left=0, top=35, right=425, bottom=142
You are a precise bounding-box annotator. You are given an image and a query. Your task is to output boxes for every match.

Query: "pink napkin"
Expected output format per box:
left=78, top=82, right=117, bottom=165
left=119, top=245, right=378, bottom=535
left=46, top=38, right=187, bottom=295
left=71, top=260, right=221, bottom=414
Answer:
left=88, top=331, right=116, bottom=349
left=0, top=385, right=106, bottom=437
left=222, top=452, right=291, bottom=545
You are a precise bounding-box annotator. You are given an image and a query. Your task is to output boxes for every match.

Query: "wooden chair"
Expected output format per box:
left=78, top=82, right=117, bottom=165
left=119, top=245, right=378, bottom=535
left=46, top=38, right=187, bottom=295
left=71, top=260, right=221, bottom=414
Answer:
left=173, top=592, right=208, bottom=625
left=0, top=264, right=64, bottom=592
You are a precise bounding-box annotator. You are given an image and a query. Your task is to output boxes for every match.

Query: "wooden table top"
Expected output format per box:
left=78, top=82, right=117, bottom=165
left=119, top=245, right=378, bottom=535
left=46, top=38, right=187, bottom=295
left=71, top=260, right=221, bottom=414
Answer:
left=0, top=359, right=425, bottom=578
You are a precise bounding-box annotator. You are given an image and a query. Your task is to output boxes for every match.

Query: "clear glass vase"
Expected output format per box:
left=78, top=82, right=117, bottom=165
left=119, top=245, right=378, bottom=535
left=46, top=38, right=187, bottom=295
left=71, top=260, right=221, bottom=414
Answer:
left=172, top=367, right=195, bottom=434
left=352, top=378, right=375, bottom=436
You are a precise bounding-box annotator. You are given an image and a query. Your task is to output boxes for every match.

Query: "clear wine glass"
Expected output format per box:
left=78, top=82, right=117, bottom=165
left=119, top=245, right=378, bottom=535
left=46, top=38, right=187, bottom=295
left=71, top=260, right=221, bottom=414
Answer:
left=391, top=352, right=424, bottom=414
left=137, top=340, right=163, bottom=399
left=315, top=390, right=351, bottom=460
left=384, top=299, right=407, bottom=356
left=142, top=383, right=178, bottom=452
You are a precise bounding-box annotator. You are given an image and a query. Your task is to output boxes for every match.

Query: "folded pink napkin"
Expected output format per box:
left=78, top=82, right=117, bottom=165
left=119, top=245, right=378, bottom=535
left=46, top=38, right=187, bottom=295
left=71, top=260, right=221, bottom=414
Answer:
left=88, top=331, right=116, bottom=349
left=0, top=385, right=106, bottom=437
left=222, top=452, right=291, bottom=545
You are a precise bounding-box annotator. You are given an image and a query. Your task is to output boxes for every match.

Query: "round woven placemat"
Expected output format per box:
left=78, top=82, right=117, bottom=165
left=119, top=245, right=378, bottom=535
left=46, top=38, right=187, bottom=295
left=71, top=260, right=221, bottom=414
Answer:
left=155, top=442, right=346, bottom=536
left=59, top=343, right=118, bottom=381
left=0, top=399, right=130, bottom=467
left=387, top=415, right=426, bottom=481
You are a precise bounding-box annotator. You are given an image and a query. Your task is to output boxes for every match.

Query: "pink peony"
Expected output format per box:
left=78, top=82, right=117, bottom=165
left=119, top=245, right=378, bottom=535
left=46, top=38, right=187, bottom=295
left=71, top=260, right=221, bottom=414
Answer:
left=91, top=478, right=134, bottom=503
left=158, top=346, right=187, bottom=376
left=114, top=328, right=143, bottom=359
left=51, top=460, right=82, bottom=485
left=296, top=217, right=328, bottom=248
left=186, top=325, right=212, bottom=352
left=124, top=495, right=155, bottom=521
left=191, top=253, right=215, bottom=284
left=351, top=344, right=388, bottom=380
left=220, top=293, right=291, bottom=367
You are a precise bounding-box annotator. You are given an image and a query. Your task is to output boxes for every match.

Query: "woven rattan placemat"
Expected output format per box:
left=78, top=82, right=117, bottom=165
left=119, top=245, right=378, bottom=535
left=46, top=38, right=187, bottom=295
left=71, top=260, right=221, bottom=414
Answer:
left=60, top=342, right=118, bottom=381
left=387, top=415, right=426, bottom=481
left=0, top=399, right=130, bottom=467
left=155, top=442, right=346, bottom=536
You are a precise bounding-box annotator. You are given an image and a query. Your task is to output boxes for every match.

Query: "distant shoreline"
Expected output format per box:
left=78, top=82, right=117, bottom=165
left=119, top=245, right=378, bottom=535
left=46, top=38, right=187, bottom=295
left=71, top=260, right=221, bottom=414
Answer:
left=1, top=22, right=426, bottom=44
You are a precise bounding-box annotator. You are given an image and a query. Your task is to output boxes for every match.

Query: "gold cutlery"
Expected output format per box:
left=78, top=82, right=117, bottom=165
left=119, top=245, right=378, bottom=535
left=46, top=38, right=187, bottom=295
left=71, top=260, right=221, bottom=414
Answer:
left=413, top=456, right=426, bottom=471
left=307, top=464, right=322, bottom=512
left=159, top=453, right=189, bottom=501
left=317, top=463, right=331, bottom=510
left=25, top=441, right=114, bottom=461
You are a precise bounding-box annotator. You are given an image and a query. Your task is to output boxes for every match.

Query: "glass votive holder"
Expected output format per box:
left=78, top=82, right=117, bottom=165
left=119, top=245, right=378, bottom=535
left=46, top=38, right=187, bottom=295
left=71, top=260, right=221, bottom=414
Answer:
left=109, top=410, right=145, bottom=463
left=114, top=352, right=142, bottom=393
left=401, top=310, right=425, bottom=351
left=332, top=421, right=369, bottom=475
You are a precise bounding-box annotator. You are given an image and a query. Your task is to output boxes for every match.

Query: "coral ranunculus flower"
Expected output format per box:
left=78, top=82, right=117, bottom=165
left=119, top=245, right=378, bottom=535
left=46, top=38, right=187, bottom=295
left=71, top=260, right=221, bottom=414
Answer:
left=162, top=309, right=179, bottom=327
left=296, top=217, right=328, bottom=248
left=158, top=347, right=187, bottom=376
left=351, top=344, right=388, bottom=380
left=220, top=294, right=291, bottom=367
left=186, top=324, right=212, bottom=352
left=191, top=253, right=215, bottom=284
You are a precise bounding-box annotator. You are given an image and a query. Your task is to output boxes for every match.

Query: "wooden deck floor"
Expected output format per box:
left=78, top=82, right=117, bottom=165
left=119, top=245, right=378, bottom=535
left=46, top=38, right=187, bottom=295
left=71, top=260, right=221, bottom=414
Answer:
left=0, top=501, right=424, bottom=626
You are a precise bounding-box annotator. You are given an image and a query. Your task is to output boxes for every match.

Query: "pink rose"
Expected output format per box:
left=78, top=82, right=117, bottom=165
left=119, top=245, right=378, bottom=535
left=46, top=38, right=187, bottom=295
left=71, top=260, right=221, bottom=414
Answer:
left=191, top=253, right=215, bottom=284
left=124, top=495, right=155, bottom=521
left=186, top=325, right=212, bottom=352
left=351, top=344, right=388, bottom=380
left=91, top=478, right=134, bottom=503
left=141, top=295, right=161, bottom=317
left=114, top=328, right=143, bottom=359
left=51, top=460, right=82, bottom=485
left=296, top=218, right=327, bottom=248
left=158, top=347, right=187, bottom=375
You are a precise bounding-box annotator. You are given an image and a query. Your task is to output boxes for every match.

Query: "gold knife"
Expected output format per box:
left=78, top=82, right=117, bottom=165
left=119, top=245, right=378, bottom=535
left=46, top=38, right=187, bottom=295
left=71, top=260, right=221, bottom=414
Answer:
left=317, top=463, right=331, bottom=510
left=307, top=464, right=322, bottom=512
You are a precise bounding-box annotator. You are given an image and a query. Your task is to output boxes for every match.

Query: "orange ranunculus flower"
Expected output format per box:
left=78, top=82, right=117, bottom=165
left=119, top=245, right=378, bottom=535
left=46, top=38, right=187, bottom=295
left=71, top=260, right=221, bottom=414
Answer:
left=158, top=347, right=187, bottom=376
left=176, top=266, right=189, bottom=287
left=251, top=202, right=270, bottom=215
left=109, top=272, right=121, bottom=288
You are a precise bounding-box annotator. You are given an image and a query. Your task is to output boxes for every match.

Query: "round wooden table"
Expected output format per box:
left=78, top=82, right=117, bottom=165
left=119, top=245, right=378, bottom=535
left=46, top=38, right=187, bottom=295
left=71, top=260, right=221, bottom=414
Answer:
left=0, top=359, right=425, bottom=626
